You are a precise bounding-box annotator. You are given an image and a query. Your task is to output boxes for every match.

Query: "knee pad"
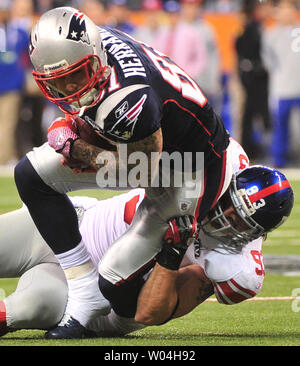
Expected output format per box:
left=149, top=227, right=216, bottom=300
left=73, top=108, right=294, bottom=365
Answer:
left=98, top=274, right=145, bottom=318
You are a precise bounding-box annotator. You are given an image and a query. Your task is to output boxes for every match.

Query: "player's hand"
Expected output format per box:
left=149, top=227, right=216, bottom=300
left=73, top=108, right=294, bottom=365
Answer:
left=47, top=115, right=79, bottom=158
left=157, top=215, right=198, bottom=271
left=164, top=215, right=198, bottom=248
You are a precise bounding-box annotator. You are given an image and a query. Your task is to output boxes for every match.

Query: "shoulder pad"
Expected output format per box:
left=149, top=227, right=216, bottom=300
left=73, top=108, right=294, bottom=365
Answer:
left=94, top=84, right=149, bottom=131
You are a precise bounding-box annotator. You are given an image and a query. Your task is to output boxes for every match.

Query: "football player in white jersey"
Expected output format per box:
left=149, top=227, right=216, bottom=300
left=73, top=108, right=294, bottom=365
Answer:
left=0, top=140, right=294, bottom=338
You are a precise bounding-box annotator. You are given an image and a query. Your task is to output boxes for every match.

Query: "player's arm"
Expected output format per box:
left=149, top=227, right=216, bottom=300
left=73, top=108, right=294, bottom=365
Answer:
left=135, top=263, right=213, bottom=325
left=204, top=240, right=265, bottom=305
left=135, top=215, right=213, bottom=326
left=71, top=128, right=163, bottom=186
left=47, top=115, right=162, bottom=184
left=47, top=87, right=163, bottom=186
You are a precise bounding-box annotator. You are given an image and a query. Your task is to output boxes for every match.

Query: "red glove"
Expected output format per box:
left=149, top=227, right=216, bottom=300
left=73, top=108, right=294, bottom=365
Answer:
left=157, top=215, right=198, bottom=271
left=47, top=115, right=79, bottom=158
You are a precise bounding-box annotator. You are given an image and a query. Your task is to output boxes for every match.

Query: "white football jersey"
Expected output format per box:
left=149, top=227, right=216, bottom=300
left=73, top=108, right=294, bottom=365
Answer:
left=71, top=189, right=145, bottom=269
left=71, top=138, right=264, bottom=305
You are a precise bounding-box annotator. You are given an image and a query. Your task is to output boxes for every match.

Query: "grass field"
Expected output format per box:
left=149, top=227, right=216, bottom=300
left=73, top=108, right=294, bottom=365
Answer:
left=0, top=176, right=299, bottom=347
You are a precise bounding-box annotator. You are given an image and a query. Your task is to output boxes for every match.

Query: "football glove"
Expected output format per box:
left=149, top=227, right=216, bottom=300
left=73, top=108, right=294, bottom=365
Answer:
left=157, top=215, right=198, bottom=271
left=47, top=114, right=79, bottom=159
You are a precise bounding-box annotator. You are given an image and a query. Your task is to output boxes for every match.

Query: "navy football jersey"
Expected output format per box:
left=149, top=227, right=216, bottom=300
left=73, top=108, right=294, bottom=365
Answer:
left=83, top=26, right=229, bottom=170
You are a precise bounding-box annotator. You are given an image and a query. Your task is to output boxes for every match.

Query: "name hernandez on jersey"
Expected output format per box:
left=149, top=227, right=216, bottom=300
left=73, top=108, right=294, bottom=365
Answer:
left=82, top=26, right=229, bottom=168
left=100, top=29, right=147, bottom=79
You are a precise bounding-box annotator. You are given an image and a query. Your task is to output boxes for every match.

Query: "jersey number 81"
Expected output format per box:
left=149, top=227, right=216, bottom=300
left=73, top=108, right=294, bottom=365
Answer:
left=142, top=46, right=207, bottom=107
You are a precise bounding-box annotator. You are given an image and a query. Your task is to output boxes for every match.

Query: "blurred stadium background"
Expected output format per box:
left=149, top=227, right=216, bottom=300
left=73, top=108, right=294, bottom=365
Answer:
left=1, top=0, right=300, bottom=169
left=0, top=0, right=300, bottom=346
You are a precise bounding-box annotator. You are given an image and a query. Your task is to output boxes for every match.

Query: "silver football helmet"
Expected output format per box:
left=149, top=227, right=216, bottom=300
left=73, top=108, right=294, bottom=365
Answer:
left=29, top=7, right=111, bottom=114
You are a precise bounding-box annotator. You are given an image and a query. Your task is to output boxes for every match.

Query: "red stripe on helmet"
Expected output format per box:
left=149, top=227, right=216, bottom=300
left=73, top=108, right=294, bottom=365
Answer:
left=249, top=180, right=291, bottom=203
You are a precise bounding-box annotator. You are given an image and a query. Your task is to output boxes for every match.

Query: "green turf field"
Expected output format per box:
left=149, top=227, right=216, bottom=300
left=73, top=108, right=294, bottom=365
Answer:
left=0, top=176, right=299, bottom=347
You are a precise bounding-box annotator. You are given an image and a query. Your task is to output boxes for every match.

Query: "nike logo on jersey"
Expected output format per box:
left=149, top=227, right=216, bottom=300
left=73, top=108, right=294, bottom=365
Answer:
left=108, top=94, right=147, bottom=140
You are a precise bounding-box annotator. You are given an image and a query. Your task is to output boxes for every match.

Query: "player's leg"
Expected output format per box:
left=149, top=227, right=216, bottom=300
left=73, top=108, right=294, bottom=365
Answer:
left=98, top=143, right=233, bottom=318
left=2, top=262, right=68, bottom=333
left=0, top=206, right=58, bottom=277
left=0, top=207, right=67, bottom=335
left=14, top=143, right=100, bottom=254
left=14, top=143, right=109, bottom=327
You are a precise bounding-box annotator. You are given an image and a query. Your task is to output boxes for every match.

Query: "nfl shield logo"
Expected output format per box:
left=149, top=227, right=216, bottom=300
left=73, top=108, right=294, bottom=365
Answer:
left=179, top=200, right=191, bottom=212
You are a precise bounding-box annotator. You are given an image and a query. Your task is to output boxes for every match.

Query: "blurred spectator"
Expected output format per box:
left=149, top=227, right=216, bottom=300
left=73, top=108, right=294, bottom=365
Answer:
left=203, top=0, right=242, bottom=12
left=33, top=0, right=52, bottom=14
left=153, top=0, right=207, bottom=83
left=235, top=0, right=271, bottom=160
left=262, top=0, right=300, bottom=167
left=10, top=0, right=35, bottom=32
left=0, top=1, right=29, bottom=165
left=179, top=0, right=222, bottom=113
left=50, top=0, right=83, bottom=8
left=33, top=0, right=83, bottom=13
left=106, top=0, right=136, bottom=34
left=9, top=0, right=46, bottom=160
left=133, top=0, right=164, bottom=46
left=81, top=0, right=107, bottom=26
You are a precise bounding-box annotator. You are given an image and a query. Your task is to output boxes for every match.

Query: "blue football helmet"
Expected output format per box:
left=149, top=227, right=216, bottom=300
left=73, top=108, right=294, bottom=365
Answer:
left=201, top=165, right=294, bottom=248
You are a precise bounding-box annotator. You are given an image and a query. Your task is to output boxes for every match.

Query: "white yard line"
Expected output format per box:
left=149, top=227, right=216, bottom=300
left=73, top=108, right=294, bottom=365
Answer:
left=205, top=296, right=298, bottom=302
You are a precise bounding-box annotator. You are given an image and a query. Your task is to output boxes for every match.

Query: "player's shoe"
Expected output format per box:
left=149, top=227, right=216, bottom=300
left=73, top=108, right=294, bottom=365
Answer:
left=44, top=314, right=96, bottom=339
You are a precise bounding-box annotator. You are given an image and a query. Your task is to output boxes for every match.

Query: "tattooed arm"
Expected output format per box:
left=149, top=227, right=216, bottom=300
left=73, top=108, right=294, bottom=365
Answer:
left=71, top=128, right=163, bottom=186
left=135, top=263, right=214, bottom=326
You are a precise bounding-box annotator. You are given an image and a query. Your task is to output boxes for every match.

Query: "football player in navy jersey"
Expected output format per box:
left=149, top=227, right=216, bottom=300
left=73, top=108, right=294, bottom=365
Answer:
left=15, top=7, right=232, bottom=335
